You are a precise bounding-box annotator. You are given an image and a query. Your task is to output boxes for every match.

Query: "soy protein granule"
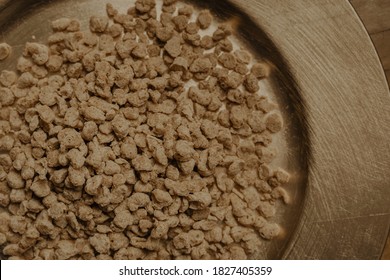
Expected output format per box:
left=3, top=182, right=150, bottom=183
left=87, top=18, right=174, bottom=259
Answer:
left=0, top=0, right=290, bottom=260
left=0, top=43, right=12, bottom=61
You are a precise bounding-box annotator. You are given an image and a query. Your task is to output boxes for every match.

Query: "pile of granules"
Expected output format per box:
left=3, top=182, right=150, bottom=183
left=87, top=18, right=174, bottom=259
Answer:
left=0, top=0, right=290, bottom=260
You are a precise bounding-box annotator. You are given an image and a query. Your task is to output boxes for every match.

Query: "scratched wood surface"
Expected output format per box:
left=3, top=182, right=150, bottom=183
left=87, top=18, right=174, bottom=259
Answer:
left=349, top=0, right=390, bottom=260
left=350, top=0, right=390, bottom=87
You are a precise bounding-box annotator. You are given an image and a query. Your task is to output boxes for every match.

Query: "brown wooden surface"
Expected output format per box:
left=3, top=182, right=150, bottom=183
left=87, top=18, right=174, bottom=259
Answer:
left=350, top=0, right=390, bottom=86
left=349, top=0, right=390, bottom=260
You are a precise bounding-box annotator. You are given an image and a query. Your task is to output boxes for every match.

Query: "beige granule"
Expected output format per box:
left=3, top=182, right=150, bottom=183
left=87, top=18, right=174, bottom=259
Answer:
left=0, top=43, right=12, bottom=61
left=164, top=36, right=182, bottom=57
left=0, top=0, right=290, bottom=260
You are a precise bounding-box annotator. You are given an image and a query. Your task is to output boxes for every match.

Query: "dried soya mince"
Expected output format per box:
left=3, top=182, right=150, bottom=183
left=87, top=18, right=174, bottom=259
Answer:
left=0, top=0, right=289, bottom=260
left=0, top=43, right=12, bottom=61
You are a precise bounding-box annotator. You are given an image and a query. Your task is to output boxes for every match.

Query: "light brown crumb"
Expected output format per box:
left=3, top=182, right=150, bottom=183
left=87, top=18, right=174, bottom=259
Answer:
left=90, top=16, right=109, bottom=33
left=24, top=42, right=49, bottom=65
left=251, top=62, right=270, bottom=79
left=197, top=10, right=213, bottom=29
left=51, top=18, right=80, bottom=32
left=165, top=36, right=181, bottom=57
left=266, top=112, right=283, bottom=133
left=0, top=43, right=12, bottom=60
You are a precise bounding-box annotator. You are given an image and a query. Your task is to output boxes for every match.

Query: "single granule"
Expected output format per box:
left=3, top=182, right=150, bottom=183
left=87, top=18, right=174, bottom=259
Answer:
left=0, top=70, right=17, bottom=87
left=265, top=112, right=283, bottom=133
left=30, top=179, right=51, bottom=198
left=0, top=0, right=290, bottom=261
left=0, top=43, right=12, bottom=60
left=165, top=36, right=181, bottom=57
left=90, top=16, right=109, bottom=33
left=197, top=10, right=213, bottom=29
left=251, top=62, right=270, bottom=79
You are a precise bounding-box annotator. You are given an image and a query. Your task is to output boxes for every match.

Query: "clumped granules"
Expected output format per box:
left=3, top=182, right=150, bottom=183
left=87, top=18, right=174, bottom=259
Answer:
left=0, top=0, right=290, bottom=260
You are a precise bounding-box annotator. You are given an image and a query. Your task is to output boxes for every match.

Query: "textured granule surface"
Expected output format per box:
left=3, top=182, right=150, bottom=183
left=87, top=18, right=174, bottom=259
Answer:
left=0, top=0, right=290, bottom=260
left=0, top=43, right=12, bottom=61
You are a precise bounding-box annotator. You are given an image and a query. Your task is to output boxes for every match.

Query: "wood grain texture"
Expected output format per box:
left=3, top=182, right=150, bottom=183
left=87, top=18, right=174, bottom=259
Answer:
left=349, top=0, right=390, bottom=259
left=230, top=0, right=390, bottom=259
left=350, top=0, right=390, bottom=83
left=370, top=30, right=390, bottom=71
left=349, top=0, right=390, bottom=34
left=382, top=234, right=390, bottom=260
